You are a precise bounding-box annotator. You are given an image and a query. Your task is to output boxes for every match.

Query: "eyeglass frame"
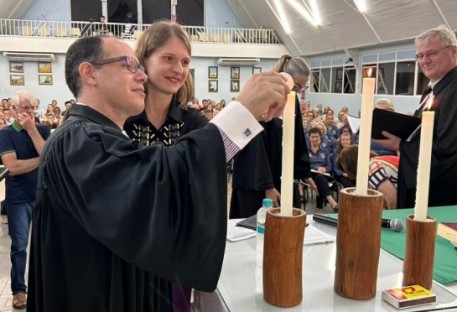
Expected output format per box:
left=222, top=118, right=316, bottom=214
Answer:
left=415, top=46, right=453, bottom=61
left=89, top=56, right=145, bottom=73
left=17, top=105, right=37, bottom=111
left=294, top=83, right=309, bottom=92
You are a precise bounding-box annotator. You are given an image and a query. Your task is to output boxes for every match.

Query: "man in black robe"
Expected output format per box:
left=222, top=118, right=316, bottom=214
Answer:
left=373, top=25, right=457, bottom=208
left=27, top=35, right=290, bottom=312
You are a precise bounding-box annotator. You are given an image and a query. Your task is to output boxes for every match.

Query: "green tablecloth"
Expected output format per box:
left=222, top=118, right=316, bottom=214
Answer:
left=329, top=206, right=457, bottom=285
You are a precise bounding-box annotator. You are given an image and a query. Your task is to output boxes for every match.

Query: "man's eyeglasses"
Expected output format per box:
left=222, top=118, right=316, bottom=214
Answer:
left=90, top=56, right=145, bottom=73
left=18, top=105, right=36, bottom=111
left=415, top=46, right=452, bottom=61
left=294, top=83, right=309, bottom=91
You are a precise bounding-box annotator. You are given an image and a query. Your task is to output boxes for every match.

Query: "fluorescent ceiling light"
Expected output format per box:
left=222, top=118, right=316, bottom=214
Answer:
left=273, top=0, right=292, bottom=34
left=353, top=0, right=367, bottom=13
left=288, top=0, right=321, bottom=27
left=309, top=0, right=322, bottom=25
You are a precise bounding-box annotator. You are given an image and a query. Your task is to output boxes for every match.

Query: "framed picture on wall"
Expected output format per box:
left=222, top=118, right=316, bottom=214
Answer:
left=10, top=75, right=25, bottom=86
left=252, top=67, right=262, bottom=74
left=10, top=62, right=24, bottom=73
left=231, top=67, right=240, bottom=79
left=38, top=62, right=52, bottom=73
left=208, top=66, right=218, bottom=79
left=230, top=80, right=240, bottom=92
left=209, top=80, right=218, bottom=92
left=39, top=74, right=53, bottom=85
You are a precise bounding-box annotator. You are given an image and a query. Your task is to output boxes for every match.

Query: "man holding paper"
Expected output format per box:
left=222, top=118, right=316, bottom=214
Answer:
left=373, top=25, right=457, bottom=208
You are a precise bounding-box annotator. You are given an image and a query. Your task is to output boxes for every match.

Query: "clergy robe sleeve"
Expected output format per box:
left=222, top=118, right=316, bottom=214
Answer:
left=40, top=121, right=228, bottom=291
left=231, top=131, right=274, bottom=191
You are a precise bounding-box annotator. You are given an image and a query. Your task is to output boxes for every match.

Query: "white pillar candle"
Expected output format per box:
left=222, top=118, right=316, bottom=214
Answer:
left=414, top=111, right=435, bottom=221
left=280, top=91, right=296, bottom=216
left=355, top=78, right=375, bottom=195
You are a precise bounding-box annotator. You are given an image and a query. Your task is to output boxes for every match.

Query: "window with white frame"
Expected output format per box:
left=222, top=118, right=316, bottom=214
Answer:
left=396, top=61, right=415, bottom=95
left=343, top=67, right=356, bottom=93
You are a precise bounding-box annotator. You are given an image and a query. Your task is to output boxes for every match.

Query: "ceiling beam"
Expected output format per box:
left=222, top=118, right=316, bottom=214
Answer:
left=264, top=0, right=303, bottom=55
left=343, top=0, right=381, bottom=43
left=431, top=0, right=451, bottom=29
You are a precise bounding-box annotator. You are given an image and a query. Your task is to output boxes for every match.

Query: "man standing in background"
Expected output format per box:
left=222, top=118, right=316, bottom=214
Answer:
left=373, top=25, right=457, bottom=208
left=0, top=90, right=50, bottom=310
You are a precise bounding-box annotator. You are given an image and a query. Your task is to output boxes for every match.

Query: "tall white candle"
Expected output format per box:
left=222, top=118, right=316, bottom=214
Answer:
left=280, top=91, right=296, bottom=216
left=414, top=111, right=435, bottom=221
left=355, top=78, right=375, bottom=195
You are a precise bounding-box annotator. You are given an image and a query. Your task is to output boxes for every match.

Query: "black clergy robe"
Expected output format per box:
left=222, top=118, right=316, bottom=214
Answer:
left=28, top=105, right=227, bottom=312
left=124, top=98, right=209, bottom=311
left=230, top=96, right=311, bottom=218
left=398, top=67, right=457, bottom=208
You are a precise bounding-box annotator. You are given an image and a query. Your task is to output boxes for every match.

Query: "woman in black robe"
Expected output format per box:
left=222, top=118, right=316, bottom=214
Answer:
left=230, top=55, right=318, bottom=218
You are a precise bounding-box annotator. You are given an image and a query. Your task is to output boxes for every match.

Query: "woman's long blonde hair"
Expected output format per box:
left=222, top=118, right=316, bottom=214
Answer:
left=136, top=21, right=193, bottom=108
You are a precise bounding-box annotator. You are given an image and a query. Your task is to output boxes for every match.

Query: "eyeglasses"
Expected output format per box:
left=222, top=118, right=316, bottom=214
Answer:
left=90, top=56, right=145, bottom=73
left=415, top=46, right=451, bottom=61
left=18, top=105, right=36, bottom=111
left=294, top=83, right=309, bottom=92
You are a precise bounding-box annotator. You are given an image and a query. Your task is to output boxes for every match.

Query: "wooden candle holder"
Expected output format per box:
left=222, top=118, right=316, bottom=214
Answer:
left=402, top=215, right=437, bottom=290
left=334, top=187, right=384, bottom=300
left=263, top=208, right=306, bottom=307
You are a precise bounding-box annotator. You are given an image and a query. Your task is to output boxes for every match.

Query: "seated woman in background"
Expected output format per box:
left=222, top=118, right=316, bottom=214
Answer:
left=308, top=127, right=339, bottom=213
left=331, top=132, right=355, bottom=187
left=337, top=145, right=399, bottom=209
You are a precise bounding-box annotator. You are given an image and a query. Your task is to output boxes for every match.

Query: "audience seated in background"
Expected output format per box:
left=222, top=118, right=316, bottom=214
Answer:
left=331, top=133, right=355, bottom=187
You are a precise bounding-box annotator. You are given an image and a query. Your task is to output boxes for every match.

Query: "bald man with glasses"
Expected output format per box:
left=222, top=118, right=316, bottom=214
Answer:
left=373, top=25, right=457, bottom=208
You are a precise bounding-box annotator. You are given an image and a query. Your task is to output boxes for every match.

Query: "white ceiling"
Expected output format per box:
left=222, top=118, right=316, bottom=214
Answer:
left=0, top=0, right=33, bottom=19
left=226, top=0, right=457, bottom=56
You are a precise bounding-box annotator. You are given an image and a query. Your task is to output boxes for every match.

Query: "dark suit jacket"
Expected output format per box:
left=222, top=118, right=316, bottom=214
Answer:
left=398, top=67, right=457, bottom=208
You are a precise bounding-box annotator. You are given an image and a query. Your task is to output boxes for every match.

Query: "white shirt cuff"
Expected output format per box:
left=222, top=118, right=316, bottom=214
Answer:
left=210, top=101, right=263, bottom=150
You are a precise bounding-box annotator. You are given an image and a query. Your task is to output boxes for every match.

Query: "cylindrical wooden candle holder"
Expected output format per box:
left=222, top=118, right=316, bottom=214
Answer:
left=334, top=187, right=384, bottom=300
left=402, top=215, right=437, bottom=290
left=263, top=208, right=306, bottom=307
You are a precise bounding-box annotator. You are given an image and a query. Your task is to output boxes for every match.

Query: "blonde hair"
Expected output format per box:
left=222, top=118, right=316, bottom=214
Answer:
left=136, top=21, right=193, bottom=107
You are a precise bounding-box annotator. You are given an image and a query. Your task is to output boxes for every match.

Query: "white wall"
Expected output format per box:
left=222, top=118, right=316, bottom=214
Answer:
left=0, top=54, right=279, bottom=109
left=204, top=0, right=244, bottom=28
left=22, top=0, right=71, bottom=21
left=191, top=57, right=278, bottom=102
left=0, top=54, right=73, bottom=109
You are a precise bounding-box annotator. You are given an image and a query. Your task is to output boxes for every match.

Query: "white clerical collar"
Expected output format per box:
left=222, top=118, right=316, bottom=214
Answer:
left=428, top=77, right=443, bottom=89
